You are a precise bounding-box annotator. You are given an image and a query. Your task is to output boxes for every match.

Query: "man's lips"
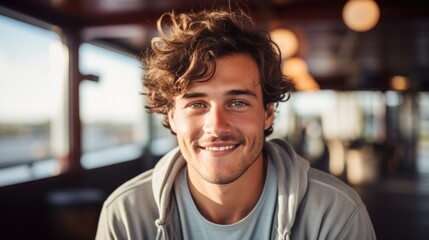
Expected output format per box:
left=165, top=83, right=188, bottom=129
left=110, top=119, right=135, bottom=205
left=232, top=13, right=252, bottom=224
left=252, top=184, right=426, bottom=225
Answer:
left=202, top=144, right=238, bottom=151
left=195, top=135, right=244, bottom=152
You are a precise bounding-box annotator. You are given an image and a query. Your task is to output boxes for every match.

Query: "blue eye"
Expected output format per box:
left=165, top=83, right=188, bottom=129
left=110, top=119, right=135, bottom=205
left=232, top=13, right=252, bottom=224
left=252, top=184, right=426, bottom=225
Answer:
left=230, top=101, right=248, bottom=107
left=189, top=102, right=206, bottom=108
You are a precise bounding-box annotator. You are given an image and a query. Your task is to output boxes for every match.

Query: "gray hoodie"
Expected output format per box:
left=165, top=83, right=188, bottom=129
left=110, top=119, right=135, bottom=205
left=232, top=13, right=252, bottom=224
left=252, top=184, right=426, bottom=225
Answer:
left=96, top=139, right=376, bottom=240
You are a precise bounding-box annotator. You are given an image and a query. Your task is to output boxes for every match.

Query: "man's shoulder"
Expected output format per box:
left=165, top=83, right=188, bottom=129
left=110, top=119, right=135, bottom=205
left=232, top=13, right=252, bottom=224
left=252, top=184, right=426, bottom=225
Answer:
left=292, top=168, right=375, bottom=239
left=96, top=169, right=161, bottom=239
left=306, top=168, right=364, bottom=208
left=103, top=169, right=156, bottom=208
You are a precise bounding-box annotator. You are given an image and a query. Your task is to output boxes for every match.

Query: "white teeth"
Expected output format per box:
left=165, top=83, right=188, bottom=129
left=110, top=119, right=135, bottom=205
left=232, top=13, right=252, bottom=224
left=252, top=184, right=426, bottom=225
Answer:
left=205, top=145, right=235, bottom=151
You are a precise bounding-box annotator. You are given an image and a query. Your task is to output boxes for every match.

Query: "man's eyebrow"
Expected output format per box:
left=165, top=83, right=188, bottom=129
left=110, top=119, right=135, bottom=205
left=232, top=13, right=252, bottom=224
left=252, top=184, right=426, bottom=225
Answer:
left=226, top=89, right=257, bottom=98
left=181, top=89, right=257, bottom=99
left=181, top=92, right=207, bottom=99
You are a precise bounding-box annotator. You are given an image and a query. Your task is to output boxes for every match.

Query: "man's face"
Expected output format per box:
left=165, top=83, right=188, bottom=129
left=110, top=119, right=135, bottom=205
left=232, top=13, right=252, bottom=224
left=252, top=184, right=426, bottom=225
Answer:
left=168, top=53, right=274, bottom=185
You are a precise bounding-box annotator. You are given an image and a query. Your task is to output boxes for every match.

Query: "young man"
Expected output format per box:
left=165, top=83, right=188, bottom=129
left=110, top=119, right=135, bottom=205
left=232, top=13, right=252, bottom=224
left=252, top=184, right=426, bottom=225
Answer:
left=96, top=9, right=376, bottom=240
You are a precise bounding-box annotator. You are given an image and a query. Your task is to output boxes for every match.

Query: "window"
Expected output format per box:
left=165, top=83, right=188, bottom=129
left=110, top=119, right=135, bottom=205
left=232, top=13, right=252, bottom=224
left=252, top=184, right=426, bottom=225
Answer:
left=273, top=90, right=386, bottom=142
left=150, top=113, right=177, bottom=157
left=0, top=14, right=67, bottom=186
left=273, top=91, right=384, bottom=184
left=79, top=43, right=148, bottom=169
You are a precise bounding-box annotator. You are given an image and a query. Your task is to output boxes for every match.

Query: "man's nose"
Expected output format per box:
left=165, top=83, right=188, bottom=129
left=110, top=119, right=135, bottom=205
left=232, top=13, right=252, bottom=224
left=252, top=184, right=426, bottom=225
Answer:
left=202, top=105, right=231, bottom=136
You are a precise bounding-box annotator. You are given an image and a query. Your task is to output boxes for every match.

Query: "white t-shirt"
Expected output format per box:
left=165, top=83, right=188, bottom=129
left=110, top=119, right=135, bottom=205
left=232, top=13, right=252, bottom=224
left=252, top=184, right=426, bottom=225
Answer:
left=174, top=159, right=278, bottom=240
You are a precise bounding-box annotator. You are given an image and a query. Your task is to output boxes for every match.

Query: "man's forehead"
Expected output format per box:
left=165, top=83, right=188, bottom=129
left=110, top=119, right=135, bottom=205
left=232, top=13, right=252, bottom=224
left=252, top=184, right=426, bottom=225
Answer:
left=177, top=53, right=262, bottom=97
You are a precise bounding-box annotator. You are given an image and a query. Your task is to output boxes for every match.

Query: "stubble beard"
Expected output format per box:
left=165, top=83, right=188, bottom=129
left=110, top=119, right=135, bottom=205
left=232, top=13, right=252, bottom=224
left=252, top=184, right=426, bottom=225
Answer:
left=190, top=134, right=264, bottom=185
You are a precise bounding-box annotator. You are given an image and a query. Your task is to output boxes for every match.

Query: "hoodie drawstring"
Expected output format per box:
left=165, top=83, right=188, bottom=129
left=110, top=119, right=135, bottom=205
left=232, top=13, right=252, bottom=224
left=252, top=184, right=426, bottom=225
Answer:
left=277, top=228, right=291, bottom=240
left=155, top=218, right=169, bottom=240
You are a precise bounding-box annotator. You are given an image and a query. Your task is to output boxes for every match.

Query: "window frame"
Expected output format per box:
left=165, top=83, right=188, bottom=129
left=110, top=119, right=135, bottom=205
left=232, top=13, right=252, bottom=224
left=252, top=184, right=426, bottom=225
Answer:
left=0, top=9, right=70, bottom=186
left=0, top=8, right=152, bottom=187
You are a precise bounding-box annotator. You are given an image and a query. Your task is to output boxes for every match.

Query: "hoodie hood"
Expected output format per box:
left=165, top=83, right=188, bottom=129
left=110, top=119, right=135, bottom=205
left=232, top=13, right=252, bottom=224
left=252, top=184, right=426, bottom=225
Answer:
left=151, top=139, right=310, bottom=240
left=264, top=139, right=310, bottom=240
left=152, top=147, right=185, bottom=240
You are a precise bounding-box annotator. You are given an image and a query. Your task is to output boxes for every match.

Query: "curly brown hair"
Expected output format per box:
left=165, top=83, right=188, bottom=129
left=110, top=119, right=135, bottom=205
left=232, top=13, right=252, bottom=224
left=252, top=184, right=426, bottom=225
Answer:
left=142, top=9, right=293, bottom=136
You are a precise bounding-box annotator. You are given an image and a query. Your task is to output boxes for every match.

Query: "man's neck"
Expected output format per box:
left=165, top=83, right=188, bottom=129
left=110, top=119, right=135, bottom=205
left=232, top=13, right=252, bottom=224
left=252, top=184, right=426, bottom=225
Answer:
left=186, top=157, right=267, bottom=224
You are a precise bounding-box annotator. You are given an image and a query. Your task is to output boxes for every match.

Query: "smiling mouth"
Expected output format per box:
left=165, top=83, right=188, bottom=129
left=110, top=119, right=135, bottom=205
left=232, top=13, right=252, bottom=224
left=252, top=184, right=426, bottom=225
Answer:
left=202, top=144, right=238, bottom=151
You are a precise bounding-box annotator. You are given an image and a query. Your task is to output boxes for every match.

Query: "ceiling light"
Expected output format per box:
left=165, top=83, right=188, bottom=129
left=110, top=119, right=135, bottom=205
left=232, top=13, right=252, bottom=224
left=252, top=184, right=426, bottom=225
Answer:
left=342, top=0, right=380, bottom=32
left=390, top=75, right=410, bottom=91
left=270, top=28, right=299, bottom=58
left=282, top=57, right=320, bottom=91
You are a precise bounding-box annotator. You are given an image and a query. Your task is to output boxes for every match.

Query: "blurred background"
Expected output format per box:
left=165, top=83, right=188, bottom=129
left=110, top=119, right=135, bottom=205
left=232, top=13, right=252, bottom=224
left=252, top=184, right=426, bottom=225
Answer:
left=0, top=0, right=428, bottom=239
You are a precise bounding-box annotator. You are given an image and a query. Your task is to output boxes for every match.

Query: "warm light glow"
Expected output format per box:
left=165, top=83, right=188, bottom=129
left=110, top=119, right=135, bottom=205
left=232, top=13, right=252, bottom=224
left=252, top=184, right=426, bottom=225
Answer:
left=390, top=75, right=410, bottom=91
left=346, top=150, right=364, bottom=185
left=346, top=146, right=378, bottom=185
left=270, top=28, right=299, bottom=58
left=342, top=0, right=380, bottom=32
left=296, top=74, right=320, bottom=91
left=328, top=140, right=345, bottom=176
left=282, top=57, right=320, bottom=91
left=283, top=57, right=308, bottom=76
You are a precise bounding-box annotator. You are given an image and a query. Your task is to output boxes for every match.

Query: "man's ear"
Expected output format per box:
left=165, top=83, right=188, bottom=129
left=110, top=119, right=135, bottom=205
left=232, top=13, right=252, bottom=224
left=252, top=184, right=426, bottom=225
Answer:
left=264, top=103, right=275, bottom=131
left=168, top=110, right=177, bottom=133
